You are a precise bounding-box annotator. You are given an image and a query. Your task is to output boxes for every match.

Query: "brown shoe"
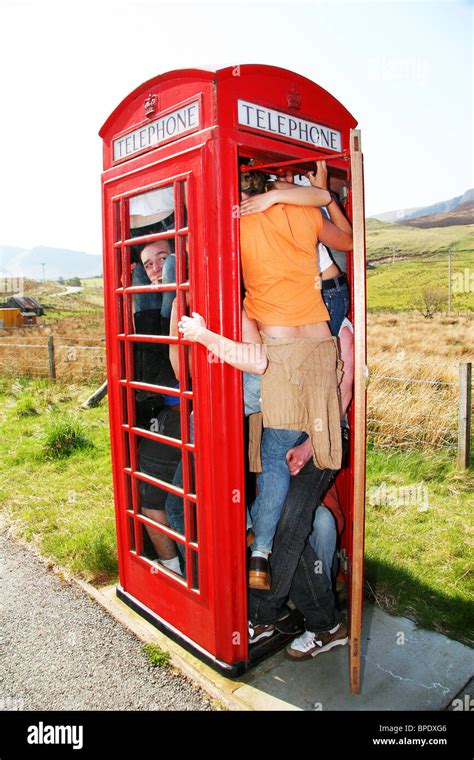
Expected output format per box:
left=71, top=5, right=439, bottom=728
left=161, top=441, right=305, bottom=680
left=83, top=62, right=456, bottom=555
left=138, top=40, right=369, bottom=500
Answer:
left=246, top=529, right=255, bottom=548
left=248, top=555, right=271, bottom=590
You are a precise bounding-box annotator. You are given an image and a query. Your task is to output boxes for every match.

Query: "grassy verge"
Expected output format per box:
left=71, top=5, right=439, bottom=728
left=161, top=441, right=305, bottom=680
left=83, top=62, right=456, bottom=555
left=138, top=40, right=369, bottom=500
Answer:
left=366, top=218, right=474, bottom=260
left=0, top=377, right=472, bottom=645
left=365, top=442, right=473, bottom=646
left=0, top=377, right=117, bottom=584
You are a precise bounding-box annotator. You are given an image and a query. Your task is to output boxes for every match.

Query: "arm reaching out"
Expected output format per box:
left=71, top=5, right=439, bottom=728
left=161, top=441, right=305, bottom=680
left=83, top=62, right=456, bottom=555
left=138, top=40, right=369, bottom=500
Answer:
left=309, top=160, right=353, bottom=251
left=179, top=312, right=268, bottom=375
left=240, top=181, right=330, bottom=215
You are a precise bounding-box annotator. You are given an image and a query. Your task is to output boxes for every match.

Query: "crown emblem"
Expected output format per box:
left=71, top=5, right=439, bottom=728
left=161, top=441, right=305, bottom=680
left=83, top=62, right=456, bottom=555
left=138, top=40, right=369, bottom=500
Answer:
left=287, top=86, right=302, bottom=111
left=144, top=94, right=158, bottom=118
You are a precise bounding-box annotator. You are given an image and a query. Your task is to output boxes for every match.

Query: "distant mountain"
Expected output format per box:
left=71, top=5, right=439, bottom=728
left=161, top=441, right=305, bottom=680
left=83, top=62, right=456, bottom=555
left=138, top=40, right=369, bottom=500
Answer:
left=371, top=188, right=474, bottom=223
left=0, top=245, right=102, bottom=280
left=401, top=200, right=474, bottom=228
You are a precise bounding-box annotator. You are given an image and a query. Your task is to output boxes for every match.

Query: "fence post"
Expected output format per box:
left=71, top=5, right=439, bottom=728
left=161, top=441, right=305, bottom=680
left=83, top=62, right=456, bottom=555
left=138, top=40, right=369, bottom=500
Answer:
left=457, top=362, right=471, bottom=469
left=48, top=336, right=56, bottom=382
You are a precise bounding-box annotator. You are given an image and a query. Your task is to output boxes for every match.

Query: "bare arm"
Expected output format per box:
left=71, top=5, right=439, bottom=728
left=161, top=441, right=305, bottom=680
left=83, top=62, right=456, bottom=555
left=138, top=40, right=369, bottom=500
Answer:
left=178, top=310, right=267, bottom=374
left=319, top=216, right=353, bottom=252
left=240, top=183, right=330, bottom=215
left=308, top=161, right=353, bottom=251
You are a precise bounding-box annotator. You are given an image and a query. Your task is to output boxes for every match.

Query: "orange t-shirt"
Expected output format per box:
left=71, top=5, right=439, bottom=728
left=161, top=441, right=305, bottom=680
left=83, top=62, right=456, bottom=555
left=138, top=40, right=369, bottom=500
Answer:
left=240, top=204, right=329, bottom=326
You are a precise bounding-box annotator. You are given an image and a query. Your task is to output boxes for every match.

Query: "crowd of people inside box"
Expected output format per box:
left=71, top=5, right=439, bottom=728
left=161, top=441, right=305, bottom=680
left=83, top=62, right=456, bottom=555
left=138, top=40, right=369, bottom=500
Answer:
left=124, top=157, right=354, bottom=661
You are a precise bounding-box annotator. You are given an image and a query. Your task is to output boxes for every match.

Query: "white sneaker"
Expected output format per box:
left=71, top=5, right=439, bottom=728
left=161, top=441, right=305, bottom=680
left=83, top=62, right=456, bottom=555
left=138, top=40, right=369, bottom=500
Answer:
left=286, top=621, right=348, bottom=660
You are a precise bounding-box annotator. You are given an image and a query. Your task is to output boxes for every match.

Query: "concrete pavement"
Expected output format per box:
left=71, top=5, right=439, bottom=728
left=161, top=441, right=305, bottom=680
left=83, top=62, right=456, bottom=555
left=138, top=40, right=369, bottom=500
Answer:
left=78, top=581, right=473, bottom=712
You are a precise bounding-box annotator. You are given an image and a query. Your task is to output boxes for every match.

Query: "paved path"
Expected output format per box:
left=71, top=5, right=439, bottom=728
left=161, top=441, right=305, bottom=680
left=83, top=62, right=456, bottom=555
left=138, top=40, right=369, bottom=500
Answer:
left=0, top=530, right=214, bottom=711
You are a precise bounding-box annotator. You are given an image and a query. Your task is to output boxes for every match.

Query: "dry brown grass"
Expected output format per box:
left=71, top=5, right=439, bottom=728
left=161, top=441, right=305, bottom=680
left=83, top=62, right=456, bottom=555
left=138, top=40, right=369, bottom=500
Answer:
left=367, top=312, right=474, bottom=448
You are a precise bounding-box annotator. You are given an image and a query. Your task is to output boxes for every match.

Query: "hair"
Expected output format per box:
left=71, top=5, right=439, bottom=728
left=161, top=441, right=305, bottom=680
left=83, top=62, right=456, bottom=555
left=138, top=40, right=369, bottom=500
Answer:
left=240, top=169, right=269, bottom=196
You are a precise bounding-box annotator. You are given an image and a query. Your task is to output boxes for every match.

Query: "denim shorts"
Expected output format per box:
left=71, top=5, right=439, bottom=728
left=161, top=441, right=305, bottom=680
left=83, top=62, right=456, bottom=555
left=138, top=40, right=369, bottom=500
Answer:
left=322, top=282, right=350, bottom=336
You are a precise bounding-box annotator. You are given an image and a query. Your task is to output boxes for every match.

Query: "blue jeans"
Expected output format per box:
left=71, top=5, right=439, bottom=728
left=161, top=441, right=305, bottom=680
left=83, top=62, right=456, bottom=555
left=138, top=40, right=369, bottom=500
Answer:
left=322, top=281, right=349, bottom=336
left=248, top=456, right=341, bottom=633
left=310, top=505, right=338, bottom=585
left=251, top=429, right=308, bottom=554
left=243, top=373, right=307, bottom=553
left=243, top=371, right=261, bottom=417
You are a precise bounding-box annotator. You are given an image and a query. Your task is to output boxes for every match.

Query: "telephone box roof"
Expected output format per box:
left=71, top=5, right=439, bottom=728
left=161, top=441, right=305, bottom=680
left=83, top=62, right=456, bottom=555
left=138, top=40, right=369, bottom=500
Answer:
left=99, top=64, right=357, bottom=138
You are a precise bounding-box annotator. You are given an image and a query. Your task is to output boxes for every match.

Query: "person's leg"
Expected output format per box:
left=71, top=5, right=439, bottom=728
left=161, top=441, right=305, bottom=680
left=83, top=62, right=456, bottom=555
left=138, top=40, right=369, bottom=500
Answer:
left=248, top=457, right=337, bottom=628
left=288, top=541, right=340, bottom=633
left=138, top=409, right=182, bottom=573
left=164, top=411, right=195, bottom=560
left=285, top=540, right=347, bottom=658
left=322, top=282, right=350, bottom=336
left=250, top=428, right=307, bottom=555
left=308, top=505, right=338, bottom=586
left=164, top=460, right=185, bottom=535
left=141, top=507, right=178, bottom=560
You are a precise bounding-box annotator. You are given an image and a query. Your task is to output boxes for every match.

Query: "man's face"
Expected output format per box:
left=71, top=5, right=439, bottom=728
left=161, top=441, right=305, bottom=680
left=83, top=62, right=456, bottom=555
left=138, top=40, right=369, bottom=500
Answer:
left=140, top=241, right=170, bottom=284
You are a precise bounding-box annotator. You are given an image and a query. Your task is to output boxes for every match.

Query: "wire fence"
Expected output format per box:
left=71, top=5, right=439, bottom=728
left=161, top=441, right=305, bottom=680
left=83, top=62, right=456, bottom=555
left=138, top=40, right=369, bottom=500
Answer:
left=367, top=361, right=472, bottom=456
left=1, top=337, right=472, bottom=461
left=0, top=337, right=106, bottom=383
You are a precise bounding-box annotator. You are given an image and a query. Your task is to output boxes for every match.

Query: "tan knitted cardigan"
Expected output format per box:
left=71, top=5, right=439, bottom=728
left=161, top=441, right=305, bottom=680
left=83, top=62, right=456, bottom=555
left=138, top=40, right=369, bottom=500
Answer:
left=248, top=335, right=342, bottom=473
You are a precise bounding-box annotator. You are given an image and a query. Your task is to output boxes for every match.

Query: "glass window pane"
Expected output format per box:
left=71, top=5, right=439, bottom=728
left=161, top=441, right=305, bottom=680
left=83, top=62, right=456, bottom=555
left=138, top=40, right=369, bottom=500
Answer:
left=129, top=186, right=175, bottom=233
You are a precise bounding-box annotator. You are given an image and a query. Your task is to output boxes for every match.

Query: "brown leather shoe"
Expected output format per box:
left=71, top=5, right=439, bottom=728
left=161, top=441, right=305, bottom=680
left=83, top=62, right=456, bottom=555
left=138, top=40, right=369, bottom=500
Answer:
left=246, top=529, right=255, bottom=548
left=249, top=556, right=271, bottom=590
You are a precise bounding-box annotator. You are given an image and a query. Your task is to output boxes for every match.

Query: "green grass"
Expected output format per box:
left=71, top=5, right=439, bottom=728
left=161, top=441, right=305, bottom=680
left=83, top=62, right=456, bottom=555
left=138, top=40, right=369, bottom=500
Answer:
left=365, top=444, right=473, bottom=646
left=42, top=413, right=94, bottom=459
left=81, top=277, right=104, bottom=289
left=0, top=377, right=472, bottom=644
left=14, top=394, right=39, bottom=418
left=367, top=252, right=474, bottom=312
left=0, top=378, right=117, bottom=584
left=366, top=218, right=474, bottom=261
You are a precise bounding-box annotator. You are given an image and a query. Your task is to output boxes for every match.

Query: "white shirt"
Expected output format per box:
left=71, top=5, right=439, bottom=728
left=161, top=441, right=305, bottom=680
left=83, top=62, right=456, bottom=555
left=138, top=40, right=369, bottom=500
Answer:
left=317, top=242, right=333, bottom=273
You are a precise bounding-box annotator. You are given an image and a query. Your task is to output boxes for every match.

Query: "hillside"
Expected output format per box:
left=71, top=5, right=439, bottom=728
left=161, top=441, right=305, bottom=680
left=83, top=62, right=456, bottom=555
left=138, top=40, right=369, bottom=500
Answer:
left=372, top=188, right=474, bottom=223
left=401, top=200, right=474, bottom=228
left=366, top=218, right=474, bottom=261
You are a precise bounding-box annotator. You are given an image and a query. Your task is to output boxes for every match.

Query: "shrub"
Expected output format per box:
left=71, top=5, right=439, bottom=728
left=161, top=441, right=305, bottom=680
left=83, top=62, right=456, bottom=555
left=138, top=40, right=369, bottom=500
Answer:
left=43, top=413, right=94, bottom=459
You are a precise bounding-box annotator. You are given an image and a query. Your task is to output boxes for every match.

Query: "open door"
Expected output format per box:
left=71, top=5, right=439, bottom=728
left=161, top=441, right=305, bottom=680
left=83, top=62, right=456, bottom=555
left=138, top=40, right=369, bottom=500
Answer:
left=348, top=128, right=367, bottom=694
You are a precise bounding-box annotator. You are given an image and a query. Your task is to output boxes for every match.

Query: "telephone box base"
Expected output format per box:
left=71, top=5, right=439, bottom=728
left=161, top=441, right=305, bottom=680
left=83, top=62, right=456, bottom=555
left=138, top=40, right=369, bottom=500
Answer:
left=116, top=585, right=295, bottom=678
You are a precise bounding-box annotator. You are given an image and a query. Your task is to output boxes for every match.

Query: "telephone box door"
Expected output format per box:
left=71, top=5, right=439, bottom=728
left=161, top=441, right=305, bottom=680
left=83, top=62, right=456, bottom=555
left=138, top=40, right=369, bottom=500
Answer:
left=103, top=145, right=243, bottom=667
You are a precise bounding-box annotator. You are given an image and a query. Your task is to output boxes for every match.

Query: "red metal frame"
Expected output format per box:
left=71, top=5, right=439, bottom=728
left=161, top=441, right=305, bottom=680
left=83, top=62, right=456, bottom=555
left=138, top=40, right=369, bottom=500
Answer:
left=100, top=65, right=366, bottom=677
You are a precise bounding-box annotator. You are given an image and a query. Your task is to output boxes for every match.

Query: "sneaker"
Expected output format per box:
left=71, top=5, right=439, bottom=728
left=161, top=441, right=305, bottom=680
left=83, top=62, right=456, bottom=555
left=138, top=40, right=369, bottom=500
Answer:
left=285, top=621, right=348, bottom=660
left=248, top=620, right=275, bottom=645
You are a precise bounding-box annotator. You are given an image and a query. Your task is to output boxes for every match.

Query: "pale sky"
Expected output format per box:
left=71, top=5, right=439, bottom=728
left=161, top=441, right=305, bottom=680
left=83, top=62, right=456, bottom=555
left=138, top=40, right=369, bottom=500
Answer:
left=0, top=0, right=472, bottom=255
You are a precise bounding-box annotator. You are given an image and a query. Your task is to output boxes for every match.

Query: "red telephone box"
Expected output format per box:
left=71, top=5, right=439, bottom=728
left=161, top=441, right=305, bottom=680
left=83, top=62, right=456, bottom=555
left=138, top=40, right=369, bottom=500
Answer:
left=99, top=65, right=367, bottom=690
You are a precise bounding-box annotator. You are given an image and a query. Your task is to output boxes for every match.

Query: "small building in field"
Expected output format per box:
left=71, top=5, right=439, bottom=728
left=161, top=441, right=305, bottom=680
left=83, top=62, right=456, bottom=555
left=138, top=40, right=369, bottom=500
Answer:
left=3, top=296, right=44, bottom=316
